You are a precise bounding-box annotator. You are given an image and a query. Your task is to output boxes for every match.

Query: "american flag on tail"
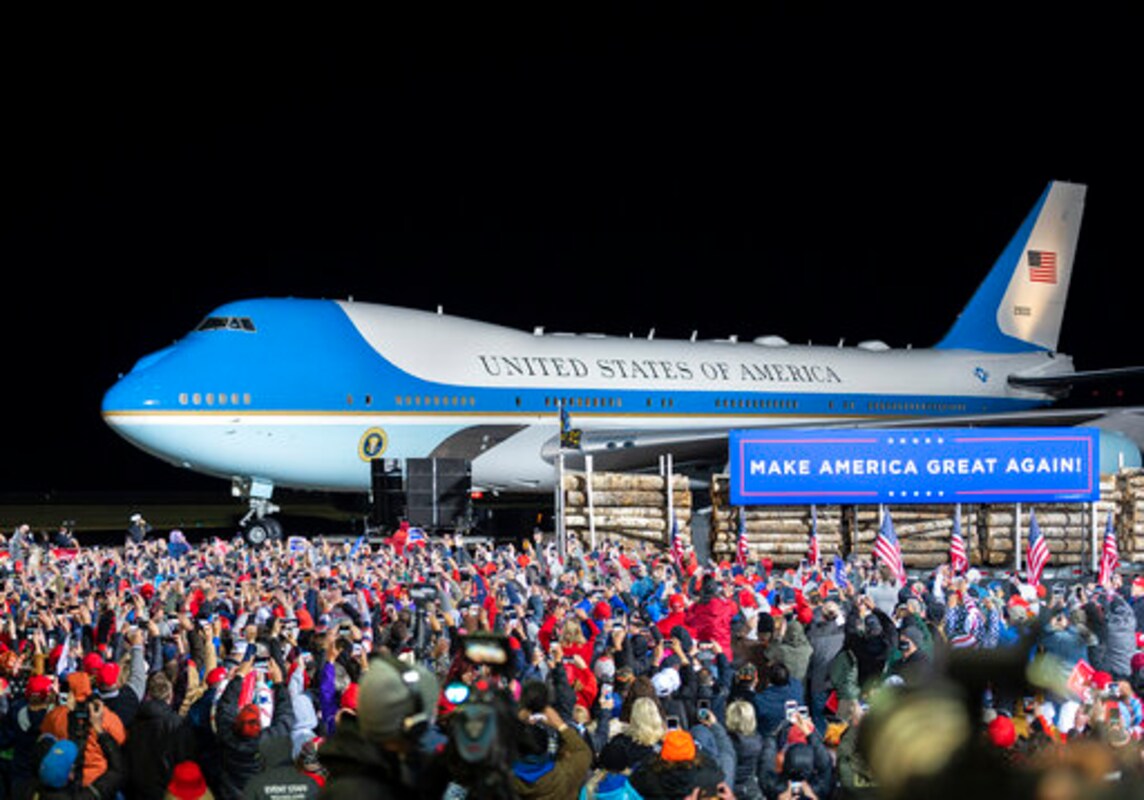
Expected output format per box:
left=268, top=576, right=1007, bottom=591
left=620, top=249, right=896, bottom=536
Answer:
left=874, top=507, right=906, bottom=584
left=1026, top=511, right=1050, bottom=587
left=807, top=505, right=820, bottom=568
left=950, top=503, right=968, bottom=575
left=736, top=509, right=749, bottom=568
left=1098, top=511, right=1118, bottom=586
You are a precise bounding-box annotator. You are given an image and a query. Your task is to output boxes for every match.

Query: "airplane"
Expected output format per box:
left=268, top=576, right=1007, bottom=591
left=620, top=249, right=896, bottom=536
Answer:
left=101, top=180, right=1144, bottom=542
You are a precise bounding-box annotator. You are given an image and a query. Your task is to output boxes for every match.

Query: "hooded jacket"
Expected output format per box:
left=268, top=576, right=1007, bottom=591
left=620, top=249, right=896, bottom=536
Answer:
left=764, top=619, right=813, bottom=684
left=1098, top=592, right=1137, bottom=680
left=510, top=724, right=593, bottom=800
left=215, top=678, right=294, bottom=800
left=805, top=609, right=846, bottom=699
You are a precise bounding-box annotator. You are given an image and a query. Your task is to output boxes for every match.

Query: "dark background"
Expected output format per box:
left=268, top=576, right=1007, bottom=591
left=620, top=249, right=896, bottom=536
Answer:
left=3, top=9, right=1140, bottom=500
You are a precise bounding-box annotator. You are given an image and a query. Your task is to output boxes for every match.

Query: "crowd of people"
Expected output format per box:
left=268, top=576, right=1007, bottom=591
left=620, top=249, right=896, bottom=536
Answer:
left=0, top=517, right=1142, bottom=800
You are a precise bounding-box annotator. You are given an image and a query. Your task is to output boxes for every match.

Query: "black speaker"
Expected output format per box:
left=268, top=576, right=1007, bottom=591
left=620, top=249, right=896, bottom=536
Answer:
left=405, top=458, right=471, bottom=529
left=370, top=459, right=405, bottom=530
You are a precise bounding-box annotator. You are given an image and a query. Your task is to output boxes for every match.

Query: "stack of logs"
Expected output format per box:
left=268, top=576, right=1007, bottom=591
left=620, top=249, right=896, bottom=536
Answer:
left=1122, top=469, right=1144, bottom=563
left=710, top=469, right=1144, bottom=571
left=562, top=472, right=693, bottom=549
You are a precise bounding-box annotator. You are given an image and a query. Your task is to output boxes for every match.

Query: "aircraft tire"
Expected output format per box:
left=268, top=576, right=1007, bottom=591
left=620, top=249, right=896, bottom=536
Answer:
left=245, top=520, right=272, bottom=547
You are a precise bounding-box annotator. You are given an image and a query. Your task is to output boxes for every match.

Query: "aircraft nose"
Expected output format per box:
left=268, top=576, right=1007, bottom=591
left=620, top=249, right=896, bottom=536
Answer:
left=102, top=345, right=178, bottom=416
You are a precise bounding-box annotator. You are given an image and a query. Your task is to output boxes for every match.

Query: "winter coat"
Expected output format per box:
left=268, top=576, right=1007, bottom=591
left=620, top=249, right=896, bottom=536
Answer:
left=40, top=701, right=127, bottom=788
left=241, top=735, right=319, bottom=800
left=689, top=722, right=735, bottom=788
left=827, top=648, right=860, bottom=703
left=728, top=731, right=768, bottom=799
left=804, top=612, right=846, bottom=699
left=511, top=725, right=593, bottom=800
left=18, top=730, right=125, bottom=800
left=124, top=698, right=199, bottom=800
left=753, top=679, right=804, bottom=739
left=1100, top=592, right=1137, bottom=679
left=0, top=701, right=49, bottom=791
left=684, top=597, right=738, bottom=657
left=764, top=621, right=813, bottom=685
left=844, top=608, right=895, bottom=689
left=629, top=751, right=724, bottom=800
left=215, top=678, right=294, bottom=800
left=597, top=732, right=658, bottom=774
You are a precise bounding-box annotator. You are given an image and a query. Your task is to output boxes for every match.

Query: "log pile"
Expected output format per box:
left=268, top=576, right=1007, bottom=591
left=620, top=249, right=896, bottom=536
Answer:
left=562, top=467, right=1144, bottom=573
left=709, top=475, right=844, bottom=567
left=709, top=471, right=1131, bottom=572
left=1117, top=469, right=1144, bottom=564
left=850, top=505, right=983, bottom=571
left=562, top=472, right=693, bottom=549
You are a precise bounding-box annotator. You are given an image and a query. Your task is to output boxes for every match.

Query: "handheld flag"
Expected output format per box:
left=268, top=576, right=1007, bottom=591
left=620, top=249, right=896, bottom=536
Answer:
left=348, top=533, right=365, bottom=558
left=406, top=526, right=428, bottom=548
left=559, top=405, right=582, bottom=450
left=874, top=507, right=906, bottom=585
left=1098, top=511, right=1118, bottom=586
left=950, top=503, right=968, bottom=575
left=1026, top=510, right=1050, bottom=587
left=833, top=555, right=850, bottom=590
left=807, top=505, right=820, bottom=568
left=736, top=509, right=749, bottom=569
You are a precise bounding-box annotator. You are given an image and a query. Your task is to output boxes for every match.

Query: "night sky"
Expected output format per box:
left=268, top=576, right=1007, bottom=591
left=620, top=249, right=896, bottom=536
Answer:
left=3, top=10, right=1140, bottom=497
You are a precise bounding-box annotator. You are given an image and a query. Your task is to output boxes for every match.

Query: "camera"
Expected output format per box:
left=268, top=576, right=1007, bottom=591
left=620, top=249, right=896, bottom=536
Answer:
left=410, top=583, right=438, bottom=603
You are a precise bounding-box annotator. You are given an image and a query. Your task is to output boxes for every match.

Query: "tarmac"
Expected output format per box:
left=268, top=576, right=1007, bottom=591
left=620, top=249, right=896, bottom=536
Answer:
left=0, top=490, right=366, bottom=545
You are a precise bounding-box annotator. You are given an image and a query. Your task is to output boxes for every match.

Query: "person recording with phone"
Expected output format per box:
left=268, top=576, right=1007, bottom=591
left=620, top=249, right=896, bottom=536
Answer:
left=39, top=672, right=127, bottom=790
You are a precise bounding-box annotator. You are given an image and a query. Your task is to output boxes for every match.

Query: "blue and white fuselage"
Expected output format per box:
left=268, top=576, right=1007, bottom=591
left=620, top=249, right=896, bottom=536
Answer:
left=102, top=181, right=1103, bottom=511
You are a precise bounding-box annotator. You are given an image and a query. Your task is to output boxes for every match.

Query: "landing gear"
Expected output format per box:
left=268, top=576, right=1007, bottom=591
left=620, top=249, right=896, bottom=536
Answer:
left=244, top=516, right=284, bottom=546
left=233, top=477, right=284, bottom=547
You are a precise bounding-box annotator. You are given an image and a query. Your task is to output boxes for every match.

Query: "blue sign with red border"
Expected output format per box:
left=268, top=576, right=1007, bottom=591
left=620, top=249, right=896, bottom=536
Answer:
left=729, top=427, right=1100, bottom=505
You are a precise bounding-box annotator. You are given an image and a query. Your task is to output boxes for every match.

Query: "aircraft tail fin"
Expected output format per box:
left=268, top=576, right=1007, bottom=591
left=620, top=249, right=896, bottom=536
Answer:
left=936, top=180, right=1086, bottom=353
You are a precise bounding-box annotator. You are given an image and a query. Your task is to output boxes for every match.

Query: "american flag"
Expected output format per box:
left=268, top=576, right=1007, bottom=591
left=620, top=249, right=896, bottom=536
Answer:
left=1026, top=511, right=1050, bottom=587
left=949, top=588, right=984, bottom=649
left=559, top=405, right=582, bottom=450
left=736, top=509, right=749, bottom=568
left=950, top=503, right=968, bottom=575
left=874, top=508, right=906, bottom=585
left=833, top=555, right=850, bottom=590
left=1098, top=511, right=1119, bottom=586
left=807, top=505, right=820, bottom=568
left=1028, top=250, right=1058, bottom=284
left=670, top=516, right=685, bottom=571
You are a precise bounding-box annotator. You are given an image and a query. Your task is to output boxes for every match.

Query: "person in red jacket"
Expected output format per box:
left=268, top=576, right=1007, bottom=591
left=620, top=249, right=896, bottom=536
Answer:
left=684, top=575, right=739, bottom=656
left=656, top=593, right=696, bottom=640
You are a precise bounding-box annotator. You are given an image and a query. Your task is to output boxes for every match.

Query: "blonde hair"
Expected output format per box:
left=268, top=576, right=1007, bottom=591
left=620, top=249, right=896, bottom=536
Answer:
left=560, top=618, right=586, bottom=645
left=627, top=696, right=667, bottom=746
left=726, top=699, right=758, bottom=736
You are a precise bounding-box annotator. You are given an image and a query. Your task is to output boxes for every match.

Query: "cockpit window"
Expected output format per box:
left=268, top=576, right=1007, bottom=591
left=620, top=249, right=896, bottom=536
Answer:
left=196, top=316, right=256, bottom=332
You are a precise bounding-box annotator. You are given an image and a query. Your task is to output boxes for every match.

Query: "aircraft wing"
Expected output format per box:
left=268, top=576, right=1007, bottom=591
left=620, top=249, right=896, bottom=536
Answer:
left=1008, top=366, right=1144, bottom=394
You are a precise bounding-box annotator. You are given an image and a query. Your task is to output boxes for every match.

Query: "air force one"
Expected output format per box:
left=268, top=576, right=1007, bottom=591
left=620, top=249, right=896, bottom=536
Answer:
left=101, top=180, right=1143, bottom=539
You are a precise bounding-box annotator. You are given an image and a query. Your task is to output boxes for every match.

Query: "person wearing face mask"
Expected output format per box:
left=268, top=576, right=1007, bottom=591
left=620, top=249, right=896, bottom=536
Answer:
left=886, top=624, right=932, bottom=687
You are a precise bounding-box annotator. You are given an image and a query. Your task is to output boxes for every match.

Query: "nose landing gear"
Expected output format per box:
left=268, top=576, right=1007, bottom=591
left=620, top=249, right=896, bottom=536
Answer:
left=234, top=477, right=284, bottom=546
